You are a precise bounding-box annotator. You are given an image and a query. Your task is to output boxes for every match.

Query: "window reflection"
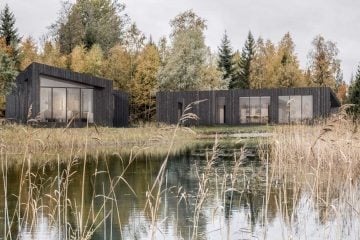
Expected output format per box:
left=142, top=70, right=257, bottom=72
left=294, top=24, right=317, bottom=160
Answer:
left=278, top=95, right=313, bottom=123
left=53, top=88, right=66, bottom=122
left=81, top=89, right=94, bottom=123
left=289, top=96, right=302, bottom=123
left=67, top=89, right=80, bottom=120
left=40, top=88, right=52, bottom=120
left=239, top=97, right=249, bottom=124
left=217, top=97, right=226, bottom=124
left=278, top=96, right=290, bottom=123
left=39, top=76, right=94, bottom=123
left=260, top=97, right=270, bottom=124
left=302, top=96, right=313, bottom=121
left=40, top=76, right=92, bottom=88
left=240, top=96, right=270, bottom=124
left=249, top=97, right=261, bottom=123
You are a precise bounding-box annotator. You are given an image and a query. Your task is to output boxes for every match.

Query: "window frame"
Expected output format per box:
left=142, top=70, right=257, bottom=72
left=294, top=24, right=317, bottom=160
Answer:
left=40, top=86, right=94, bottom=123
left=278, top=95, right=314, bottom=123
left=239, top=96, right=271, bottom=124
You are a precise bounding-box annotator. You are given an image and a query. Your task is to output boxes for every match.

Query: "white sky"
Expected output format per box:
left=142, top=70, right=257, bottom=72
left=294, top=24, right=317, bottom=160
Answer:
left=2, top=0, right=360, bottom=83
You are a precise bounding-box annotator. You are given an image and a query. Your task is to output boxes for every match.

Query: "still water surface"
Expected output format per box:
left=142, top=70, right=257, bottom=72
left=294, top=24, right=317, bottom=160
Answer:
left=0, top=142, right=358, bottom=239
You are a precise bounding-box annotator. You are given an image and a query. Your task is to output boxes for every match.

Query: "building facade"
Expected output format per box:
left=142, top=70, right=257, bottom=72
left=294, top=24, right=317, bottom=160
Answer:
left=6, top=63, right=128, bottom=127
left=156, top=87, right=341, bottom=125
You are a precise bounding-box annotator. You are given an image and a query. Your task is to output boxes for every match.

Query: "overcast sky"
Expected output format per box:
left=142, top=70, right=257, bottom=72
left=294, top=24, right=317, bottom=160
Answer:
left=2, top=0, right=360, bottom=82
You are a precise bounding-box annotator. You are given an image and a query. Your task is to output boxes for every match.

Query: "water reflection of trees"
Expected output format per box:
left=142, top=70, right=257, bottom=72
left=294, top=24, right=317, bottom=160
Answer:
left=0, top=144, right=353, bottom=239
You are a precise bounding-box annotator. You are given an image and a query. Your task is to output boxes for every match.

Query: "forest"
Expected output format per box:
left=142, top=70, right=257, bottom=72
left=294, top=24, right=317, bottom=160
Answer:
left=0, top=0, right=359, bottom=121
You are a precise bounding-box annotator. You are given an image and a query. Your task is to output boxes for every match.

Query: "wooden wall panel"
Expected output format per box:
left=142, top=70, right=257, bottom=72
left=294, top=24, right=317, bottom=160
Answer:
left=113, top=91, right=129, bottom=127
left=156, top=87, right=341, bottom=125
left=6, top=62, right=125, bottom=127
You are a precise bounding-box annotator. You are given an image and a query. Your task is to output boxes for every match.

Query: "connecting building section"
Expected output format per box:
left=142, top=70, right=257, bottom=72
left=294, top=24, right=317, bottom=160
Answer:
left=156, top=87, right=341, bottom=125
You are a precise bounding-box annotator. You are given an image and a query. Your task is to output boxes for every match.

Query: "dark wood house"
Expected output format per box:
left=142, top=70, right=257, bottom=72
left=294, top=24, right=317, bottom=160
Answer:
left=156, top=87, right=341, bottom=125
left=6, top=63, right=128, bottom=127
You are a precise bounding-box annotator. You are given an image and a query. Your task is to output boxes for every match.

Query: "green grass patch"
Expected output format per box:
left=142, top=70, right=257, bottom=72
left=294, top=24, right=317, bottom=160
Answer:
left=192, top=124, right=274, bottom=135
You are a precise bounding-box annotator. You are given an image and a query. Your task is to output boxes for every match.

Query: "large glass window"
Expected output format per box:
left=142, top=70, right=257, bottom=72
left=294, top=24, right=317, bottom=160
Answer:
left=260, top=97, right=270, bottom=124
left=239, top=96, right=271, bottom=124
left=53, top=88, right=66, bottom=122
left=239, top=97, right=249, bottom=124
left=39, top=76, right=94, bottom=123
left=81, top=89, right=94, bottom=123
left=217, top=97, right=226, bottom=124
left=40, top=88, right=52, bottom=120
left=67, top=89, right=80, bottom=120
left=279, top=96, right=290, bottom=123
left=289, top=95, right=302, bottom=122
left=278, top=95, right=313, bottom=123
left=302, top=95, right=313, bottom=121
left=249, top=97, right=261, bottom=124
left=40, top=76, right=91, bottom=88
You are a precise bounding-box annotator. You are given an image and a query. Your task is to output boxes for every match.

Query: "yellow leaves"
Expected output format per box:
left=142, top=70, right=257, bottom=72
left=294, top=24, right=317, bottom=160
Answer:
left=131, top=44, right=160, bottom=105
left=70, top=44, right=104, bottom=77
left=70, top=44, right=87, bottom=73
left=250, top=34, right=305, bottom=89
left=84, top=44, right=104, bottom=77
left=40, top=41, right=67, bottom=69
left=336, top=83, right=348, bottom=103
left=103, top=44, right=131, bottom=91
left=19, top=37, right=39, bottom=71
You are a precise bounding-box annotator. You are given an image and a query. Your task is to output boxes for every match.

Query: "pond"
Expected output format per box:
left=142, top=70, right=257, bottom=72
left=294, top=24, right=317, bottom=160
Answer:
left=0, top=140, right=358, bottom=239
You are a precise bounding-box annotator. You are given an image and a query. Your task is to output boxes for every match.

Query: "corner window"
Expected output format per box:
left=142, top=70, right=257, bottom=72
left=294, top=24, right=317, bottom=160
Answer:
left=39, top=76, right=94, bottom=123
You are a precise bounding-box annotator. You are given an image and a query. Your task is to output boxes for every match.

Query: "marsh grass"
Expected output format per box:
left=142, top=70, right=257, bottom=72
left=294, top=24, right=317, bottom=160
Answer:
left=259, top=114, right=360, bottom=239
left=1, top=106, right=360, bottom=239
left=0, top=124, right=196, bottom=165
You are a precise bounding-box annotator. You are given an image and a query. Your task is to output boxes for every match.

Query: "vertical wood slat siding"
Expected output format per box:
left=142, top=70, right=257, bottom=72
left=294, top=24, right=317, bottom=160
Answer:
left=6, top=62, right=128, bottom=127
left=113, top=91, right=129, bottom=127
left=156, top=87, right=340, bottom=125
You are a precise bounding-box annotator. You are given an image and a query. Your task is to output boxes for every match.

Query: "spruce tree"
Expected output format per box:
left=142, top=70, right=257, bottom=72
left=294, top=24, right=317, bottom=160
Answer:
left=348, top=65, right=360, bottom=120
left=231, top=31, right=255, bottom=89
left=217, top=31, right=234, bottom=84
left=0, top=4, right=20, bottom=46
left=0, top=48, right=17, bottom=115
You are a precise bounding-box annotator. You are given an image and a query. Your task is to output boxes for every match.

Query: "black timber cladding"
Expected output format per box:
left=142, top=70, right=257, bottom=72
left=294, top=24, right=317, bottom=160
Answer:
left=156, top=87, right=341, bottom=125
left=113, top=90, right=129, bottom=127
left=6, top=62, right=128, bottom=127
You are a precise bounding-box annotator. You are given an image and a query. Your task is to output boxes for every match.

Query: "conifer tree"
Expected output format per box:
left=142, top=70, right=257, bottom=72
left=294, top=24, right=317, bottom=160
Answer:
left=0, top=4, right=20, bottom=46
left=231, top=31, right=255, bottom=89
left=276, top=32, right=304, bottom=87
left=217, top=31, right=234, bottom=84
left=0, top=4, right=20, bottom=67
left=348, top=65, right=360, bottom=120
left=0, top=48, right=17, bottom=115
